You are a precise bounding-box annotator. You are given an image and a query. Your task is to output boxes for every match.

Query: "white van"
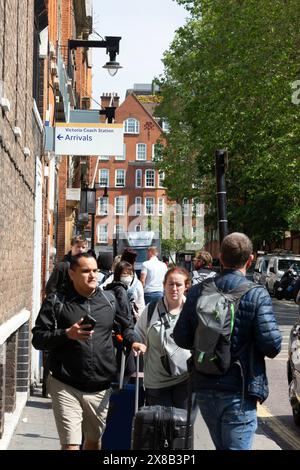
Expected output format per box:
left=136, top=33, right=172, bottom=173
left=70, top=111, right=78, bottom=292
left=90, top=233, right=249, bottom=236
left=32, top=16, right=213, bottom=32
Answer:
left=253, top=255, right=272, bottom=286
left=265, top=255, right=300, bottom=295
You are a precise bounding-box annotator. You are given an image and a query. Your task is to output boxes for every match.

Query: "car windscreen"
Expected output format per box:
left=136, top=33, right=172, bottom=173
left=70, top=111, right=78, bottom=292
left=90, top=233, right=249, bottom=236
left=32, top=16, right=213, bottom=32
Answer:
left=278, top=259, right=300, bottom=272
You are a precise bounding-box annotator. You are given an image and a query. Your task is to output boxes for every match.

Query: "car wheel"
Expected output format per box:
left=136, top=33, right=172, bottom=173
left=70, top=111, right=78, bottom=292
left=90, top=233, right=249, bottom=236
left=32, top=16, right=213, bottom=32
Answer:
left=292, top=402, right=300, bottom=426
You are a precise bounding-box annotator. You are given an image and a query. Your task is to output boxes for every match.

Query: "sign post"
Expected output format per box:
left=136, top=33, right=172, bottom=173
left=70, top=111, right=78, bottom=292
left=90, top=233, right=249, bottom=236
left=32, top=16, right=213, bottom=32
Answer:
left=54, top=122, right=123, bottom=156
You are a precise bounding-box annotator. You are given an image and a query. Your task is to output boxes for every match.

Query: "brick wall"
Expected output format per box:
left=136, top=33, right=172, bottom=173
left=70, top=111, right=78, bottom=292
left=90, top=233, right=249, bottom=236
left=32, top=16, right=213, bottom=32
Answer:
left=0, top=344, right=6, bottom=438
left=16, top=322, right=30, bottom=393
left=0, top=0, right=42, bottom=436
left=5, top=333, right=17, bottom=413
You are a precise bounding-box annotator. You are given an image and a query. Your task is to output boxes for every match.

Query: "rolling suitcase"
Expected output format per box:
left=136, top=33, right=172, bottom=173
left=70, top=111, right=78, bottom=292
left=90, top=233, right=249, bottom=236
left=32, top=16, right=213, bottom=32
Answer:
left=131, top=405, right=193, bottom=450
left=101, top=353, right=144, bottom=450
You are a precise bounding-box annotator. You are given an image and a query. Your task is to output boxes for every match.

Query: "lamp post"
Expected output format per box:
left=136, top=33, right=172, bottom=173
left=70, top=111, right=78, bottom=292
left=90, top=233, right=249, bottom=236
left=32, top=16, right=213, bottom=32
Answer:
left=215, top=149, right=228, bottom=245
left=68, top=36, right=122, bottom=78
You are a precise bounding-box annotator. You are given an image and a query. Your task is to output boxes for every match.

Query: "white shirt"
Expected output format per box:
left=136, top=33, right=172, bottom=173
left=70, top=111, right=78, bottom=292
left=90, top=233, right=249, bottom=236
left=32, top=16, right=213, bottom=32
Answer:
left=141, top=256, right=168, bottom=293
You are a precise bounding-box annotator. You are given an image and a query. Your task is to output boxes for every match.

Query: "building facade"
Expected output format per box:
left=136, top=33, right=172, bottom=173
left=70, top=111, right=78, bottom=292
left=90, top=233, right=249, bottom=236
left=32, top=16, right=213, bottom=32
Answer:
left=89, top=90, right=168, bottom=252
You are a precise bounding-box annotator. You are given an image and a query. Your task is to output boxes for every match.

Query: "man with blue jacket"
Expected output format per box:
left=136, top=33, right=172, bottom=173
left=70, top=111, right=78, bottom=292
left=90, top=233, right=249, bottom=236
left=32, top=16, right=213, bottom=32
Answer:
left=173, top=232, right=281, bottom=450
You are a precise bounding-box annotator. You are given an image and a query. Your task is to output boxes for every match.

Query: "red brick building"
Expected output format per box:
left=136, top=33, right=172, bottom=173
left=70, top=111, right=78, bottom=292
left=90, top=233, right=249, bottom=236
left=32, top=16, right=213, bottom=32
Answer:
left=90, top=88, right=168, bottom=252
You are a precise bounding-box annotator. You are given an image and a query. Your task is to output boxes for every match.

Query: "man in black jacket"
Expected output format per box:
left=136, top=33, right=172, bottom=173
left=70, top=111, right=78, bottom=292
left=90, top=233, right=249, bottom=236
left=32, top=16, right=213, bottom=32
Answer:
left=45, top=235, right=87, bottom=295
left=32, top=253, right=146, bottom=450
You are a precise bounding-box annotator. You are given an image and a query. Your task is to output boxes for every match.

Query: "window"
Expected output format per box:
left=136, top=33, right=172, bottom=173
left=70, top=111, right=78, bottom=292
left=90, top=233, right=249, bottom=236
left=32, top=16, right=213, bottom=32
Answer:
left=192, top=199, right=204, bottom=217
left=115, top=196, right=126, bottom=215
left=182, top=197, right=189, bottom=216
left=98, top=224, right=108, bottom=243
left=99, top=155, right=109, bottom=161
left=115, top=144, right=126, bottom=161
left=135, top=169, right=142, bottom=188
left=158, top=172, right=165, bottom=188
left=162, top=120, right=170, bottom=133
left=98, top=197, right=108, bottom=216
left=135, top=197, right=142, bottom=215
left=136, top=143, right=147, bottom=161
left=158, top=198, right=164, bottom=216
left=145, top=197, right=154, bottom=215
left=152, top=142, right=163, bottom=161
left=145, top=169, right=155, bottom=187
left=114, top=224, right=124, bottom=235
left=99, top=169, right=109, bottom=187
left=115, top=169, right=125, bottom=187
left=124, top=118, right=140, bottom=134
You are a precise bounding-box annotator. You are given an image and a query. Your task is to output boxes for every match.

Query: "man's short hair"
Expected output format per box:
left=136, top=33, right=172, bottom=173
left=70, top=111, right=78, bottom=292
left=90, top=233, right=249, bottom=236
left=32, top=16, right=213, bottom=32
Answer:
left=148, top=246, right=158, bottom=256
left=69, top=252, right=95, bottom=270
left=71, top=235, right=87, bottom=246
left=195, top=250, right=213, bottom=267
left=221, top=232, right=253, bottom=268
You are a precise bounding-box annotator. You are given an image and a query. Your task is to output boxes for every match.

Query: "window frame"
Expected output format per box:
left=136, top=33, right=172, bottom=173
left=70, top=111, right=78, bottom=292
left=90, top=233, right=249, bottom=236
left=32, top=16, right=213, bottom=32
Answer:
left=124, top=118, right=140, bottom=134
left=115, top=169, right=126, bottom=187
left=115, top=196, right=126, bottom=215
left=145, top=169, right=155, bottom=188
left=97, top=223, right=108, bottom=243
left=135, top=169, right=142, bottom=188
left=145, top=197, right=155, bottom=215
left=99, top=169, right=109, bottom=187
left=136, top=143, right=147, bottom=161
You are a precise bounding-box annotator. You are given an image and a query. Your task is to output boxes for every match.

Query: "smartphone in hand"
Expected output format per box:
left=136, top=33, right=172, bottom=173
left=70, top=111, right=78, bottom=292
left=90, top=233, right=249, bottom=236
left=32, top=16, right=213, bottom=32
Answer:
left=80, top=314, right=96, bottom=331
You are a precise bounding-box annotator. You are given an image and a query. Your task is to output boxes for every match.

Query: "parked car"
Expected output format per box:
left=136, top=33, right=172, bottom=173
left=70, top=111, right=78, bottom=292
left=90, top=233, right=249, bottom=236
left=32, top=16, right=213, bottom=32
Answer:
left=253, top=255, right=272, bottom=286
left=265, top=255, right=300, bottom=295
left=287, top=322, right=300, bottom=425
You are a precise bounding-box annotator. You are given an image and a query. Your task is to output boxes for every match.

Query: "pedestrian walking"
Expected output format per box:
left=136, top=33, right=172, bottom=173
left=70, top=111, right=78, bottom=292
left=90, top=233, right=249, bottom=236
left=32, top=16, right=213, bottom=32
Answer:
left=97, top=251, right=113, bottom=286
left=45, top=235, right=87, bottom=295
left=32, top=253, right=145, bottom=450
left=135, top=267, right=195, bottom=412
left=191, top=250, right=216, bottom=285
left=173, top=232, right=282, bottom=450
left=121, top=248, right=145, bottom=320
left=140, top=246, right=168, bottom=305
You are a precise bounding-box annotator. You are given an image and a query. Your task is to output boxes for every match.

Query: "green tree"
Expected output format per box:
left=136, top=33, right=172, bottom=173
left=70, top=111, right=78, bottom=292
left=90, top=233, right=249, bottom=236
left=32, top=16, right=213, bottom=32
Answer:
left=156, top=0, right=300, bottom=247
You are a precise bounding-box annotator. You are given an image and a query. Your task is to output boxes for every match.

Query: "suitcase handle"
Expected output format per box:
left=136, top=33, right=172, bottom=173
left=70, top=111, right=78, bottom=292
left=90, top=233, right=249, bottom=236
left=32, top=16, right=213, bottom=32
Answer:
left=134, top=354, right=140, bottom=413
left=119, top=350, right=141, bottom=414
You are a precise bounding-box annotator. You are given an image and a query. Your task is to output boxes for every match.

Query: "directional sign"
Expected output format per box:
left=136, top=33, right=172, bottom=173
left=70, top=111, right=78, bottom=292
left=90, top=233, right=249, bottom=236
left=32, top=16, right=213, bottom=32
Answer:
left=54, top=123, right=124, bottom=156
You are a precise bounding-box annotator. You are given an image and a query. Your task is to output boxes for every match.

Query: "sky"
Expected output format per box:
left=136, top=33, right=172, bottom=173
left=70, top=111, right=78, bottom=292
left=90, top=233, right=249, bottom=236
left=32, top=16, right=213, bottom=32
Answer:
left=91, top=0, right=189, bottom=107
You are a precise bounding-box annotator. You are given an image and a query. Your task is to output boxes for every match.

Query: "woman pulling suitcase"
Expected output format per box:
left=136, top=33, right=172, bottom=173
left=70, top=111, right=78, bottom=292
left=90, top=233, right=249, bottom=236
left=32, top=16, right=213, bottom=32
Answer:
left=133, top=266, right=197, bottom=449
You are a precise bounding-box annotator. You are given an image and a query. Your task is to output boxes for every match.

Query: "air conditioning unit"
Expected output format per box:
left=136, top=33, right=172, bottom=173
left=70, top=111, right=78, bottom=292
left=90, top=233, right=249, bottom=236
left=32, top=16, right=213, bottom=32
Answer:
left=50, top=61, right=58, bottom=77
left=0, top=97, right=11, bottom=113
left=53, top=76, right=59, bottom=90
left=49, top=42, right=56, bottom=59
left=13, top=127, right=22, bottom=138
left=23, top=147, right=31, bottom=158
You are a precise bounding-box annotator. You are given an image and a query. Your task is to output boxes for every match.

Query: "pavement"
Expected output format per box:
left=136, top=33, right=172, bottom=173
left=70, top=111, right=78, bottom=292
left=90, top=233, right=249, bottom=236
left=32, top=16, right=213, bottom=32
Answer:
left=5, top=385, right=281, bottom=451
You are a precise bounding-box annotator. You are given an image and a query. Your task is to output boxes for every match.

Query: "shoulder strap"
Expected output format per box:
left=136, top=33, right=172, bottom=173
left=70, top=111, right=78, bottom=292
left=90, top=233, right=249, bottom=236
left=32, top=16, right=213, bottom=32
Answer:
left=50, top=292, right=65, bottom=328
left=227, top=281, right=258, bottom=302
left=146, top=300, right=158, bottom=327
left=101, top=289, right=117, bottom=315
left=157, top=299, right=170, bottom=329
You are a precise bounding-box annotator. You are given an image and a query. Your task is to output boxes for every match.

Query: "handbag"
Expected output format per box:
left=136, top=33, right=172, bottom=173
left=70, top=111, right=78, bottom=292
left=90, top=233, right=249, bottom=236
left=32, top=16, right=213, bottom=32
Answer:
left=157, top=300, right=191, bottom=376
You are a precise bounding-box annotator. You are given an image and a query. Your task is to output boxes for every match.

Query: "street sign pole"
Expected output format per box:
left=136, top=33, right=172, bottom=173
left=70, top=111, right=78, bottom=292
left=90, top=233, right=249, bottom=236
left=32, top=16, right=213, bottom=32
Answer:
left=215, top=149, right=228, bottom=245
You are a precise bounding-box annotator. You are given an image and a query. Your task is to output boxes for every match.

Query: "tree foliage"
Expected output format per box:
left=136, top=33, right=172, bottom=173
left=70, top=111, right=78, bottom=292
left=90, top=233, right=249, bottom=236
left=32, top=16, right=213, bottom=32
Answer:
left=156, top=0, right=300, bottom=248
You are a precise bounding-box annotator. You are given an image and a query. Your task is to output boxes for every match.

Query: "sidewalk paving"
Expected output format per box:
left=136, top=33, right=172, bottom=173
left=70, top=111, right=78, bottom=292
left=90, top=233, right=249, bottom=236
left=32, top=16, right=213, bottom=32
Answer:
left=7, top=385, right=281, bottom=451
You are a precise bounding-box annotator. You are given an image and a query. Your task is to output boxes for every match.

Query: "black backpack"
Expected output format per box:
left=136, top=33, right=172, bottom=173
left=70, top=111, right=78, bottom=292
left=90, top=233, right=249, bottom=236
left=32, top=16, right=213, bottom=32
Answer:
left=193, top=278, right=258, bottom=375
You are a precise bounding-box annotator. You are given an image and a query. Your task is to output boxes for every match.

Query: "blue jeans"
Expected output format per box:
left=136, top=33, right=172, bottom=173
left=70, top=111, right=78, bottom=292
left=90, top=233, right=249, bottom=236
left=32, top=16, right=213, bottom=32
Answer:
left=144, top=291, right=164, bottom=305
left=196, top=390, right=257, bottom=450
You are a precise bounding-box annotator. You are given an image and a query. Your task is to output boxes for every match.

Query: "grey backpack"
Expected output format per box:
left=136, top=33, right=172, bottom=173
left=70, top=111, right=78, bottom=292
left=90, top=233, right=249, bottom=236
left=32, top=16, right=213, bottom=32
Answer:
left=193, top=278, right=257, bottom=375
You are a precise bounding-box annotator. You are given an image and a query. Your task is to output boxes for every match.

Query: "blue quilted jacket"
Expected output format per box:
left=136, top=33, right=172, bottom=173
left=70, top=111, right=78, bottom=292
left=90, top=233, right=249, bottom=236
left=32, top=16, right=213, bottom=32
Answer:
left=173, top=269, right=282, bottom=403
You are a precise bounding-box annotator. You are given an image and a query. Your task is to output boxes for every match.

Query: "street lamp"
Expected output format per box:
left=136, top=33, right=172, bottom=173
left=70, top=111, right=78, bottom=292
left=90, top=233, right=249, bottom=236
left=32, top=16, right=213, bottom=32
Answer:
left=68, top=36, right=122, bottom=77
